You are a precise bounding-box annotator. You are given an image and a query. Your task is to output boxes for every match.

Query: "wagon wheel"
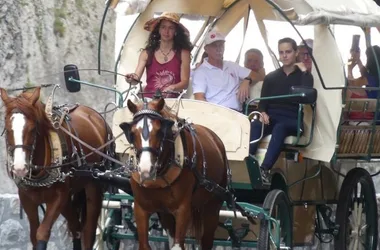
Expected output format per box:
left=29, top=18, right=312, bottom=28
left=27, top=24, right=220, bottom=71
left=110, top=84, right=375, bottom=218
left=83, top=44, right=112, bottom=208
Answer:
left=335, top=168, right=378, bottom=250
left=257, top=189, right=293, bottom=250
left=103, top=208, right=122, bottom=250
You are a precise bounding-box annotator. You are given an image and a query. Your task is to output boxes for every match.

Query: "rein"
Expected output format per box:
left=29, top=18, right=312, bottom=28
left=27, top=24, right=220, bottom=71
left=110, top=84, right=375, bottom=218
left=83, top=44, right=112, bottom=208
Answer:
left=31, top=129, right=129, bottom=172
left=57, top=126, right=130, bottom=171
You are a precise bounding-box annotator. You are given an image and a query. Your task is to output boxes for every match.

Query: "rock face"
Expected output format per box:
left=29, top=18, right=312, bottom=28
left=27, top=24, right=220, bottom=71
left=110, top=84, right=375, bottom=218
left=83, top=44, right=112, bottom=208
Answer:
left=0, top=0, right=117, bottom=248
left=0, top=0, right=116, bottom=194
left=0, top=194, right=70, bottom=250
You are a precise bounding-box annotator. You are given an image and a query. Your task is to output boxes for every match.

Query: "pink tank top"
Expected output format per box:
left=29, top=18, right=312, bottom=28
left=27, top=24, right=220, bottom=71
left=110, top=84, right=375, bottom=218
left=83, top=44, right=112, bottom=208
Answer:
left=144, top=50, right=182, bottom=98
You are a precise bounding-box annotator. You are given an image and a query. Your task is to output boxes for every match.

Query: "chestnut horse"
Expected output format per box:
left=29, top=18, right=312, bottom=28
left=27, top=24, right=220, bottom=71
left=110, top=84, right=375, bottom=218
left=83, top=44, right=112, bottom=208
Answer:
left=119, top=98, right=228, bottom=250
left=0, top=87, right=112, bottom=250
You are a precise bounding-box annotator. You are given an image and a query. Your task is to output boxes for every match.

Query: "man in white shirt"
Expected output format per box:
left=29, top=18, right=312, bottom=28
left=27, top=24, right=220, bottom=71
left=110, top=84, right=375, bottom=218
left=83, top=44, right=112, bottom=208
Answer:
left=192, top=30, right=261, bottom=111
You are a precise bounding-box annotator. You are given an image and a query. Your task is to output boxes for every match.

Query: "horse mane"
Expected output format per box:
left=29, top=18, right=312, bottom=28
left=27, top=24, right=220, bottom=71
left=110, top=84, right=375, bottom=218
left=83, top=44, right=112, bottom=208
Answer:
left=5, top=92, right=53, bottom=134
left=160, top=105, right=178, bottom=121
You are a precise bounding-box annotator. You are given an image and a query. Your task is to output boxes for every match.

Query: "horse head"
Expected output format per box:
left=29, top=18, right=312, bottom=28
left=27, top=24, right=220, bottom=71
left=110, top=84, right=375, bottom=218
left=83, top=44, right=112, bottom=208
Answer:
left=1, top=87, right=49, bottom=178
left=119, top=98, right=175, bottom=182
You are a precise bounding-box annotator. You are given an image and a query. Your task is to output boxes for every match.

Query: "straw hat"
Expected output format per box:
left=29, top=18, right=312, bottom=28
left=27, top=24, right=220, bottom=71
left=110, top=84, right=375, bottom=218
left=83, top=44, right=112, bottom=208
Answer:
left=144, top=12, right=189, bottom=36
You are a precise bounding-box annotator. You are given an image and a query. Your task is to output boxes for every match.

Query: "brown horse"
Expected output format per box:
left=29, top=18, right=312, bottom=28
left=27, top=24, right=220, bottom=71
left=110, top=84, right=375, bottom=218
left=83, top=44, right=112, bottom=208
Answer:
left=0, top=87, right=112, bottom=250
left=119, top=97, right=228, bottom=250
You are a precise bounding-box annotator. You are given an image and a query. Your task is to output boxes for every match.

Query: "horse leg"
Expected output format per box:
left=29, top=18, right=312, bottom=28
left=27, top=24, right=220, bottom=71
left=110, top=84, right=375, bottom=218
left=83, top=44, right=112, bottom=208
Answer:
left=36, top=194, right=67, bottom=250
left=158, top=212, right=176, bottom=248
left=61, top=200, right=82, bottom=250
left=81, top=184, right=103, bottom=250
left=134, top=202, right=152, bottom=250
left=172, top=204, right=192, bottom=250
left=19, top=191, right=39, bottom=250
left=200, top=201, right=222, bottom=250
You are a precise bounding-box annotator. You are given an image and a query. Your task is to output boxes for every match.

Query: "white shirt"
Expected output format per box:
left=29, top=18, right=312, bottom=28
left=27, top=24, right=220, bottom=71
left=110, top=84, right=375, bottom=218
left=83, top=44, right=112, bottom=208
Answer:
left=192, top=58, right=251, bottom=111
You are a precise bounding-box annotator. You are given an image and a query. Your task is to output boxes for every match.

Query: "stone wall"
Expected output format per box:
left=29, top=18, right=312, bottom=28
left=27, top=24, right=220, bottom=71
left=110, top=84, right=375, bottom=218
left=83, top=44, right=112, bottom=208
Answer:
left=0, top=194, right=70, bottom=250
left=0, top=0, right=116, bottom=249
left=0, top=0, right=116, bottom=193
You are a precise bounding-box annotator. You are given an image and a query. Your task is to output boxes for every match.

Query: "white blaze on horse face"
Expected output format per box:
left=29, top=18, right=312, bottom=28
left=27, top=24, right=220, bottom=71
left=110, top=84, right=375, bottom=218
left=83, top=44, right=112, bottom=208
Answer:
left=136, top=117, right=153, bottom=175
left=11, top=113, right=28, bottom=175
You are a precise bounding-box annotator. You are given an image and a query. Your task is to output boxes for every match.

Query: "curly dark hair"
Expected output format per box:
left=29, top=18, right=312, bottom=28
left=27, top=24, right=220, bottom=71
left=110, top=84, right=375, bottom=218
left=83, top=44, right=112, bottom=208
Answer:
left=144, top=20, right=193, bottom=55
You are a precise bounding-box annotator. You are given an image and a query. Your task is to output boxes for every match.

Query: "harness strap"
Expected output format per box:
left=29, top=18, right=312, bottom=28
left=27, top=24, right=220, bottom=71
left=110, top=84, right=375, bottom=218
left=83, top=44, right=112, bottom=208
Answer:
left=57, top=111, right=82, bottom=167
left=58, top=126, right=129, bottom=170
left=182, top=122, right=258, bottom=225
left=136, top=147, right=159, bottom=157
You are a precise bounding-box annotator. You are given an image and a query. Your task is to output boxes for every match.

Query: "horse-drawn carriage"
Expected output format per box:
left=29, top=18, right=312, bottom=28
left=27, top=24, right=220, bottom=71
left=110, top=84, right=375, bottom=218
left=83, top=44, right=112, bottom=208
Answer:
left=1, top=0, right=380, bottom=250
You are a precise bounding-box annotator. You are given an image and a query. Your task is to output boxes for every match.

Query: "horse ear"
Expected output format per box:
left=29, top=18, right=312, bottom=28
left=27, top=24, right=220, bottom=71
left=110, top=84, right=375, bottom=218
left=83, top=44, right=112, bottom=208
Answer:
left=119, top=122, right=134, bottom=143
left=156, top=98, right=165, bottom=111
left=127, top=99, right=137, bottom=114
left=0, top=88, right=9, bottom=103
left=29, top=87, right=41, bottom=105
left=119, top=122, right=131, bottom=132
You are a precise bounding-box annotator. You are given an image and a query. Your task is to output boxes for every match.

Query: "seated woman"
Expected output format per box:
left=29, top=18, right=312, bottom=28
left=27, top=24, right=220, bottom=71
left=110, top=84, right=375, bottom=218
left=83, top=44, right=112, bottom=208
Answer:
left=346, top=45, right=380, bottom=121
left=125, top=12, right=192, bottom=98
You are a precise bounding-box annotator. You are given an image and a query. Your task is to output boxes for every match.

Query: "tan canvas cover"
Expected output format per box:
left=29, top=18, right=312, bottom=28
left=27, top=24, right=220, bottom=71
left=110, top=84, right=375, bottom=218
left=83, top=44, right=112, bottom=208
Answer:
left=112, top=99, right=250, bottom=161
left=112, top=0, right=380, bottom=163
left=299, top=25, right=344, bottom=162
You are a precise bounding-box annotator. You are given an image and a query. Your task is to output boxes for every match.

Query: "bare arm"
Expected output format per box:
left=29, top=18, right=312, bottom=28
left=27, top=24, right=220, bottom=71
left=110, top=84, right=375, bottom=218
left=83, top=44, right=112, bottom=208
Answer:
left=134, top=50, right=148, bottom=78
left=348, top=76, right=368, bottom=87
left=125, top=50, right=148, bottom=82
left=194, top=93, right=207, bottom=101
left=357, top=60, right=368, bottom=78
left=250, top=68, right=266, bottom=84
left=172, top=50, right=191, bottom=91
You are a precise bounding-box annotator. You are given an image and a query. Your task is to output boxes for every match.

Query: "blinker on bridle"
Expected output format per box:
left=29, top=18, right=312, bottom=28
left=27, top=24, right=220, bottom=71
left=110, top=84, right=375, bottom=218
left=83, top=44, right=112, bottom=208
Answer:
left=130, top=107, right=172, bottom=159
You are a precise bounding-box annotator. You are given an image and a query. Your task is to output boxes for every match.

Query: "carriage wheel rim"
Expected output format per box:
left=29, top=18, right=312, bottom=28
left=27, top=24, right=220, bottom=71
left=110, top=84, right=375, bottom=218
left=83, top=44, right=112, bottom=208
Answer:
left=345, top=178, right=376, bottom=250
left=267, top=205, right=292, bottom=248
left=258, top=190, right=293, bottom=249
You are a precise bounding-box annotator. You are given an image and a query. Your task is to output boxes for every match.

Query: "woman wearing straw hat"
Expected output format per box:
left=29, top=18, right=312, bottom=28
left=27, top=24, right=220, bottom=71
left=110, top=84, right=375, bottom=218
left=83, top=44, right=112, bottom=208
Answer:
left=125, top=12, right=192, bottom=98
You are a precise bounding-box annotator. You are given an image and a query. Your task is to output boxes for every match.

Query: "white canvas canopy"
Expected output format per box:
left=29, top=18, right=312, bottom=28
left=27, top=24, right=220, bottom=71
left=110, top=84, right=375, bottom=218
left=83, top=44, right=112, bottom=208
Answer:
left=110, top=0, right=380, bottom=163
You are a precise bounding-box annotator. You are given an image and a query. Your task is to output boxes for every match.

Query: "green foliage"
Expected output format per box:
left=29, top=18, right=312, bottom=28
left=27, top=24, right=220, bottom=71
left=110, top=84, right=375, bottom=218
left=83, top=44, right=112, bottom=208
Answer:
left=24, top=77, right=34, bottom=88
left=19, top=0, right=28, bottom=7
left=53, top=19, right=65, bottom=37
left=53, top=5, right=66, bottom=37
left=35, top=25, right=43, bottom=41
left=93, top=27, right=100, bottom=34
left=75, top=0, right=84, bottom=11
left=54, top=8, right=66, bottom=19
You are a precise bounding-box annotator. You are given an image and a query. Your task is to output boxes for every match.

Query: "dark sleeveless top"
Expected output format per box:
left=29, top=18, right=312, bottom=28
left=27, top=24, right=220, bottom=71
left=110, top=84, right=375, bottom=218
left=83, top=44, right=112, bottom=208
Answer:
left=144, top=50, right=182, bottom=98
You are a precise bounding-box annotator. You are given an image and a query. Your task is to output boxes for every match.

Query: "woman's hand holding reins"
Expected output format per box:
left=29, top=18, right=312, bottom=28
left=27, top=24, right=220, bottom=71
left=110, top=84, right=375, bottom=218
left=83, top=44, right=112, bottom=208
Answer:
left=125, top=73, right=140, bottom=85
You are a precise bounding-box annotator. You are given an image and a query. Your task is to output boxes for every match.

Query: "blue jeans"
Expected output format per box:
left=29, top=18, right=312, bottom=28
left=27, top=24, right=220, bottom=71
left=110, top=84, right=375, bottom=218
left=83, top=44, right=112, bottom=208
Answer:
left=249, top=109, right=302, bottom=170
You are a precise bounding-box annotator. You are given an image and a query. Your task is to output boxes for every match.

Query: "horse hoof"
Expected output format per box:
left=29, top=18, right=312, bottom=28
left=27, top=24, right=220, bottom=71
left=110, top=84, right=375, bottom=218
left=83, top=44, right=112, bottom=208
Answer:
left=73, top=238, right=82, bottom=250
left=36, top=240, right=48, bottom=250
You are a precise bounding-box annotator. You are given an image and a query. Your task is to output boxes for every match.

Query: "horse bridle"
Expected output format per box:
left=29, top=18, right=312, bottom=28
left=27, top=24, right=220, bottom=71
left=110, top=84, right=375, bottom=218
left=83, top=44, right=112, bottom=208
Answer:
left=137, top=109, right=170, bottom=153
left=126, top=108, right=174, bottom=169
left=5, top=111, right=38, bottom=175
